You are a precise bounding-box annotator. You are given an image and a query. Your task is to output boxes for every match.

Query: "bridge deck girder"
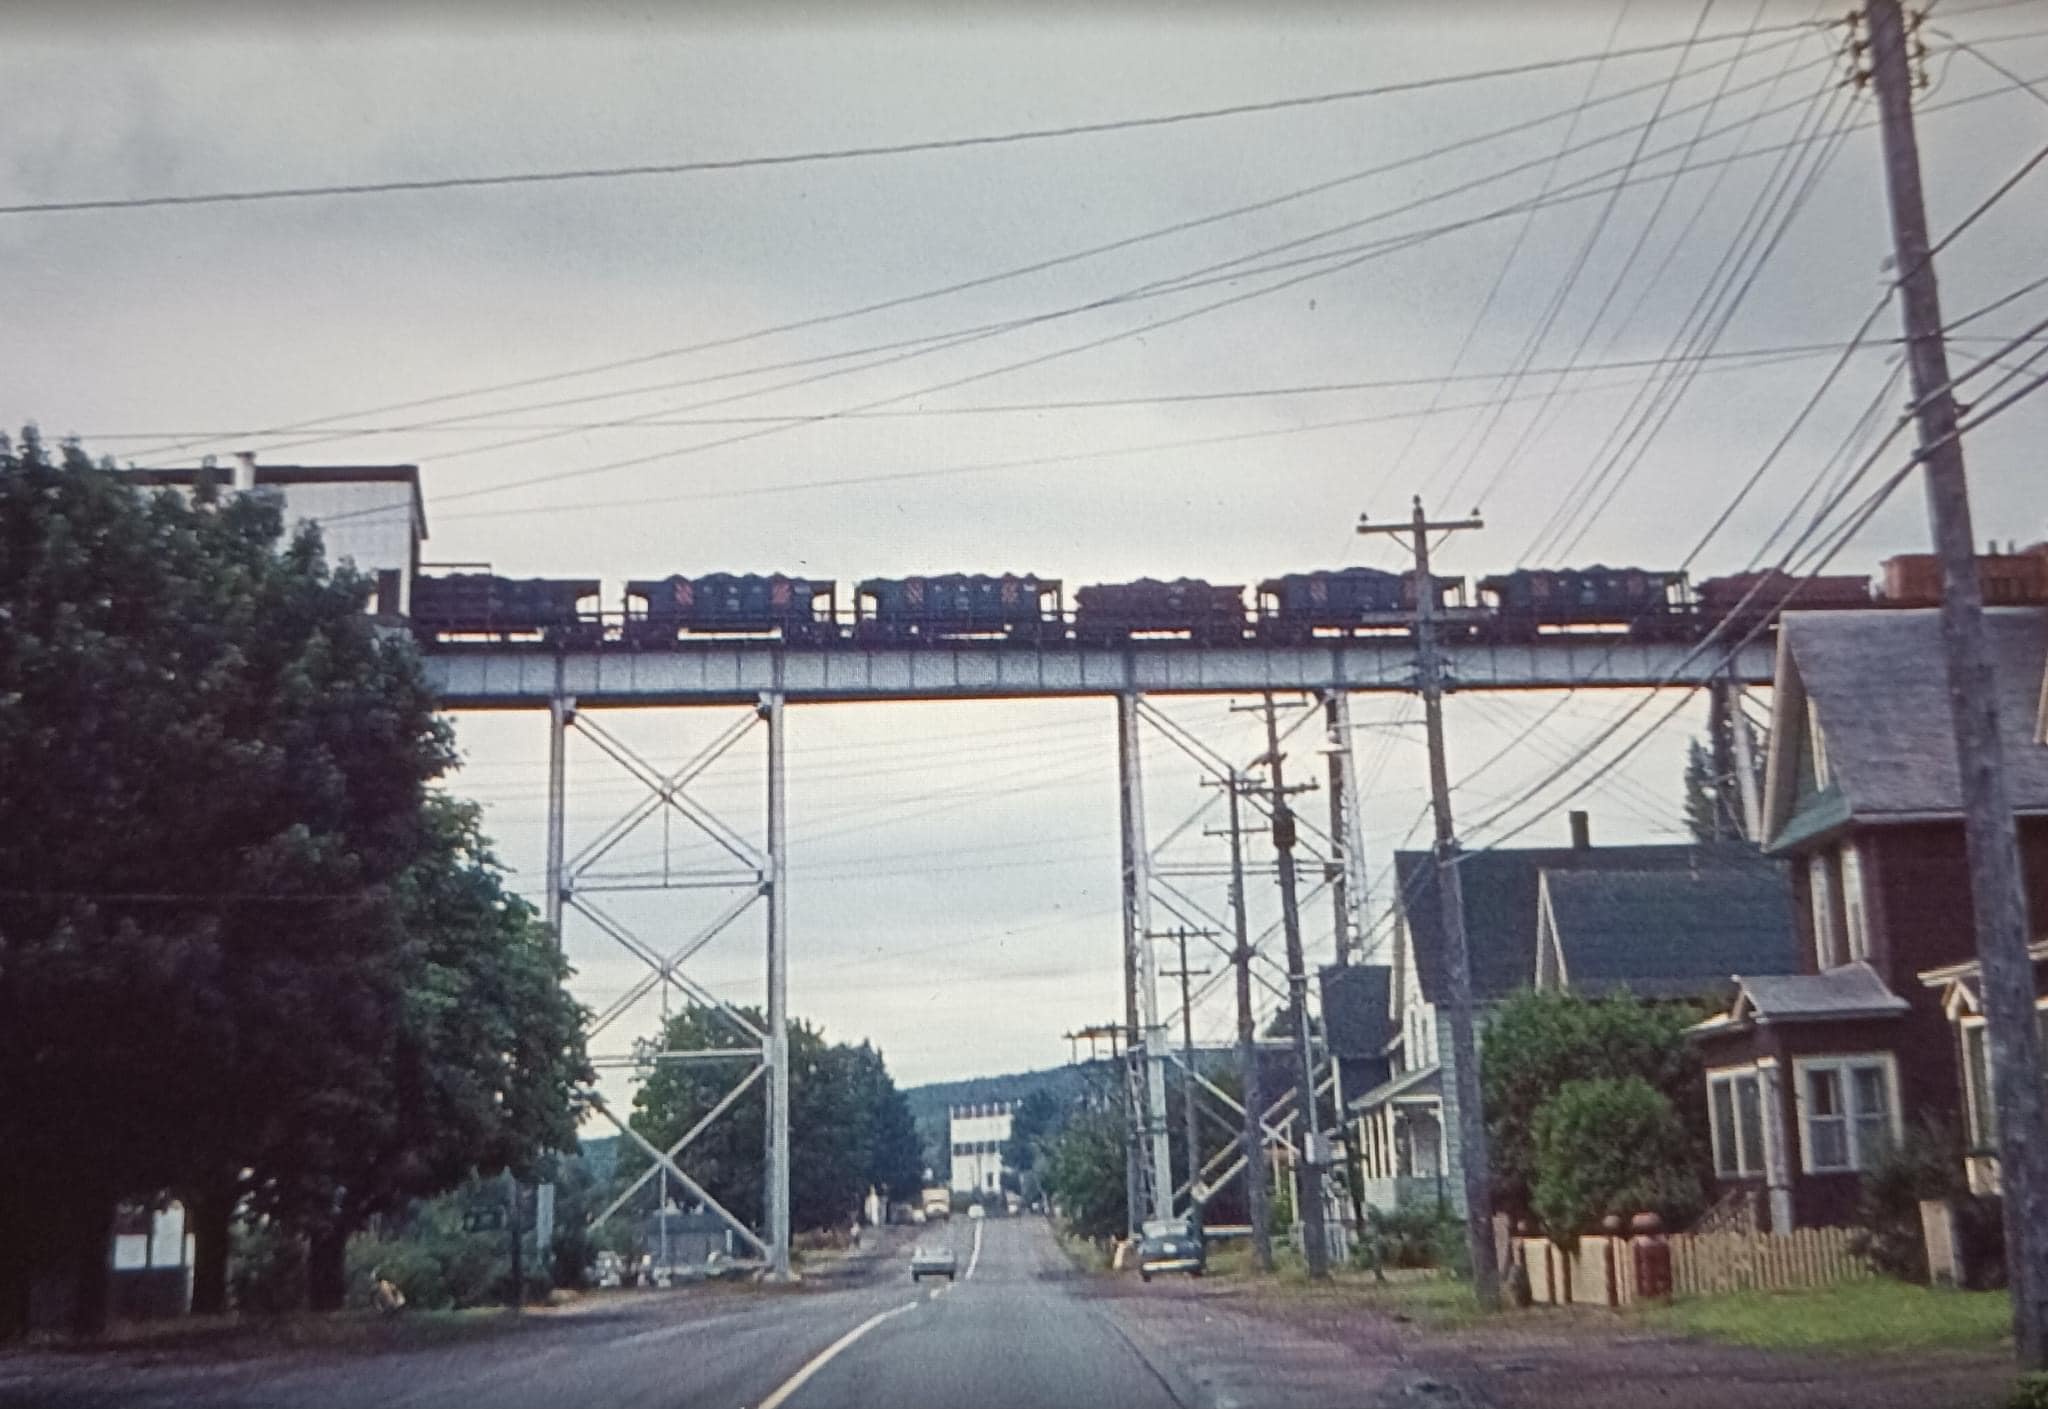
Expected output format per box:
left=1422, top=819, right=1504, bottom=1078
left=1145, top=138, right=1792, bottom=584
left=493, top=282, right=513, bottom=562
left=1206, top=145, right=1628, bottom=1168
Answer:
left=421, top=636, right=1774, bottom=709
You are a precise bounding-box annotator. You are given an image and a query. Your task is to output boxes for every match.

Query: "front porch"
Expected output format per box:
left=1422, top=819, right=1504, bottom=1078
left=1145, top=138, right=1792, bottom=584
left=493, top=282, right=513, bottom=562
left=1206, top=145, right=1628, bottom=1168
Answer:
left=1350, top=1065, right=1447, bottom=1213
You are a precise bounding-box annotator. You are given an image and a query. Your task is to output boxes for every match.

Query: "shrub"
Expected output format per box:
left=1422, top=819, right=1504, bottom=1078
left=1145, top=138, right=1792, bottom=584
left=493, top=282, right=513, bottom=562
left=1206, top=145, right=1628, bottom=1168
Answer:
left=344, top=1224, right=509, bottom=1310
left=1530, top=1077, right=1700, bottom=1245
left=1849, top=1119, right=1965, bottom=1283
left=1356, top=1204, right=1467, bottom=1273
left=2008, top=1373, right=2048, bottom=1409
left=228, top=1219, right=306, bottom=1315
left=1482, top=991, right=1707, bottom=1220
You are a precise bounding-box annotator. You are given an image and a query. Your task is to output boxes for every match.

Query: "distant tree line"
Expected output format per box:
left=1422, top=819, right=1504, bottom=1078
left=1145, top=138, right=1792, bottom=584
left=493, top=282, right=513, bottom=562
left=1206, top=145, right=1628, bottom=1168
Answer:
left=0, top=433, right=588, bottom=1336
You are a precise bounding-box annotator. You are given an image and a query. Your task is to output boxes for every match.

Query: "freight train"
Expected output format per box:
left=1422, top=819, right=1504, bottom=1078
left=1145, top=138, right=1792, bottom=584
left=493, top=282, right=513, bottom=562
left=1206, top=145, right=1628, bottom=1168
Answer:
left=405, top=550, right=2048, bottom=648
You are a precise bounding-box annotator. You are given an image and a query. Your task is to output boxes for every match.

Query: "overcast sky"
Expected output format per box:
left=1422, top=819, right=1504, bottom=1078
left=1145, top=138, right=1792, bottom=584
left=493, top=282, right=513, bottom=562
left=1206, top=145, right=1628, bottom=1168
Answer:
left=5, top=1, right=2045, bottom=1093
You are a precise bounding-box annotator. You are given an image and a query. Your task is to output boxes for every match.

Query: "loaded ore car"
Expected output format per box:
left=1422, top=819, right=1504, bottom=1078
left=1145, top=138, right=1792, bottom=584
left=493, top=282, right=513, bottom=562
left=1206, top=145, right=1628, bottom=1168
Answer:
left=1695, top=570, right=1870, bottom=631
left=409, top=574, right=601, bottom=644
left=1255, top=567, right=1464, bottom=642
left=854, top=574, right=1061, bottom=643
left=1476, top=566, right=1688, bottom=641
left=625, top=573, right=836, bottom=645
left=1073, top=578, right=1246, bottom=646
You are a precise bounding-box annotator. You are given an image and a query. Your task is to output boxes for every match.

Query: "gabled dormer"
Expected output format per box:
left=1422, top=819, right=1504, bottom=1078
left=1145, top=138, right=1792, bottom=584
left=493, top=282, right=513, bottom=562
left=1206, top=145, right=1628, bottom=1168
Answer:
left=1761, top=632, right=1849, bottom=857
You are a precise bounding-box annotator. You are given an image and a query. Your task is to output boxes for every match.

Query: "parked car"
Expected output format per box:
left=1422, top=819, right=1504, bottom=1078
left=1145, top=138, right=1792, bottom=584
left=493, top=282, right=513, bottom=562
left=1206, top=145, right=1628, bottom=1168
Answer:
left=910, top=1245, right=958, bottom=1282
left=1136, top=1219, right=1205, bottom=1282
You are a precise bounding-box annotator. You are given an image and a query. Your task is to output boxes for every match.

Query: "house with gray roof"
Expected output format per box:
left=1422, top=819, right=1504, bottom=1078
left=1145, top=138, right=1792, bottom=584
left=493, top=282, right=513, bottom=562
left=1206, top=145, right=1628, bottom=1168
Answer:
left=1534, top=866, right=1797, bottom=1000
left=1352, top=816, right=1794, bottom=1216
left=1690, top=606, right=2048, bottom=1230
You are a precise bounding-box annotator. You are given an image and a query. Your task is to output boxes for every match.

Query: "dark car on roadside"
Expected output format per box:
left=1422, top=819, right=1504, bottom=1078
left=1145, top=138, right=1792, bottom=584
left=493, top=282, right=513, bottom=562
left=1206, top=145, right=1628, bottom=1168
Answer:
left=1136, top=1218, right=1205, bottom=1282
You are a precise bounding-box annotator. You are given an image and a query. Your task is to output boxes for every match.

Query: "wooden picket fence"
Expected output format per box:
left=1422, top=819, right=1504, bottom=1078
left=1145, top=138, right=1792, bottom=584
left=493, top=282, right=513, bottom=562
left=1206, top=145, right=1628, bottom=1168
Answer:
left=1666, top=1226, right=1870, bottom=1297
left=1522, top=1226, right=1869, bottom=1308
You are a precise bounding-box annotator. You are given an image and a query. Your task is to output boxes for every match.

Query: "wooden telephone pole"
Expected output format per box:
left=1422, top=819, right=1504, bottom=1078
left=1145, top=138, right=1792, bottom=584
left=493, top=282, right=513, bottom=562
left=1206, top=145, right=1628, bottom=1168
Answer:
left=1162, top=928, right=1213, bottom=1211
left=1864, top=0, right=2048, bottom=1367
left=1359, top=499, right=1499, bottom=1311
left=1237, top=694, right=1332, bottom=1281
left=1220, top=771, right=1276, bottom=1272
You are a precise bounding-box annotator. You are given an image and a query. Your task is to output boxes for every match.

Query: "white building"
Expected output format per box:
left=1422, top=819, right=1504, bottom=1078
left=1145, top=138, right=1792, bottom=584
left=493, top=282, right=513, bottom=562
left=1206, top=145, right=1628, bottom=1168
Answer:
left=948, top=1102, right=1013, bottom=1196
left=123, top=458, right=426, bottom=614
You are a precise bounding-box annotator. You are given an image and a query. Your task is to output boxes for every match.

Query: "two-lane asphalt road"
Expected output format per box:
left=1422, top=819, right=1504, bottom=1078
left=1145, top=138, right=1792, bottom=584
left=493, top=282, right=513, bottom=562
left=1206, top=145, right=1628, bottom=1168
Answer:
left=0, top=1218, right=1206, bottom=1409
left=764, top=1215, right=1184, bottom=1409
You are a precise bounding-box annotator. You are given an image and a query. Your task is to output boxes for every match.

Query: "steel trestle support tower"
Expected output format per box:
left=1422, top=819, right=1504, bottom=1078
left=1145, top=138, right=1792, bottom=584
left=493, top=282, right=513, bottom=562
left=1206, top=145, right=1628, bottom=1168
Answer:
left=1118, top=692, right=1176, bottom=1228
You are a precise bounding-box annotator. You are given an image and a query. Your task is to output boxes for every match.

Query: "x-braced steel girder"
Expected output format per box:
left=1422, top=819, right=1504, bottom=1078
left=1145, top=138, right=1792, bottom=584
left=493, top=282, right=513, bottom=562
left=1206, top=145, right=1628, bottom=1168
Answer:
left=547, top=695, right=793, bottom=1278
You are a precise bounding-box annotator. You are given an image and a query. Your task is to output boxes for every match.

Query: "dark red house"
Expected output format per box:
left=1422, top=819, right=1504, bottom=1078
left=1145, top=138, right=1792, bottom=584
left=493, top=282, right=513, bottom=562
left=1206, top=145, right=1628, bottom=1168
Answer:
left=1691, top=606, right=2048, bottom=1230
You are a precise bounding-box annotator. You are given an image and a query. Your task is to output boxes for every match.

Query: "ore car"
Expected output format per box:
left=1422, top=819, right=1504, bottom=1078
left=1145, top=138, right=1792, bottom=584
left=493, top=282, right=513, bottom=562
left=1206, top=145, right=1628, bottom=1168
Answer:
left=1073, top=578, right=1247, bottom=646
left=409, top=574, right=602, bottom=644
left=1694, top=571, right=1870, bottom=632
left=625, top=573, right=837, bottom=646
left=853, top=574, right=1061, bottom=643
left=1255, top=567, right=1463, bottom=642
left=1476, top=566, right=1688, bottom=641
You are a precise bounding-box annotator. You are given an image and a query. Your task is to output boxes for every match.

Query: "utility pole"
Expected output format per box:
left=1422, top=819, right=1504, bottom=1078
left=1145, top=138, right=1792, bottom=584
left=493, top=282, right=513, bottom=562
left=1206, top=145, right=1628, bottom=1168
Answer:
left=1222, top=771, right=1275, bottom=1272
left=1240, top=694, right=1330, bottom=1280
left=1359, top=499, right=1499, bottom=1311
left=1323, top=693, right=1361, bottom=966
left=1865, top=0, right=2048, bottom=1367
left=504, top=1170, right=524, bottom=1308
left=1163, top=928, right=1212, bottom=1211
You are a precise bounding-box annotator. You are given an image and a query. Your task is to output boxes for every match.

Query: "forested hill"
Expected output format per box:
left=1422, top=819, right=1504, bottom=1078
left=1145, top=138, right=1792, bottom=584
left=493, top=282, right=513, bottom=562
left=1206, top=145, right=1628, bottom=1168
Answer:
left=903, top=1063, right=1101, bottom=1169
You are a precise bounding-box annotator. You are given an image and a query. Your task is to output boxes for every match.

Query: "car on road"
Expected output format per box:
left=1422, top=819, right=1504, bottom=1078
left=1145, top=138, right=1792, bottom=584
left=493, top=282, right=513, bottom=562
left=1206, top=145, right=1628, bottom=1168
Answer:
left=910, top=1245, right=958, bottom=1282
left=967, top=1203, right=986, bottom=1220
left=1135, top=1219, right=1205, bottom=1282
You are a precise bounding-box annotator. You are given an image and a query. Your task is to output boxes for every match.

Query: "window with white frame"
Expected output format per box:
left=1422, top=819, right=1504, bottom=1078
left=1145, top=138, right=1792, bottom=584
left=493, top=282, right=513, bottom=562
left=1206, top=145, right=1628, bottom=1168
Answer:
left=1840, top=842, right=1869, bottom=963
left=1806, top=699, right=1831, bottom=788
left=1796, top=1055, right=1899, bottom=1173
left=1708, top=1068, right=1766, bottom=1178
left=1808, top=853, right=1844, bottom=969
left=1961, top=1005, right=2048, bottom=1149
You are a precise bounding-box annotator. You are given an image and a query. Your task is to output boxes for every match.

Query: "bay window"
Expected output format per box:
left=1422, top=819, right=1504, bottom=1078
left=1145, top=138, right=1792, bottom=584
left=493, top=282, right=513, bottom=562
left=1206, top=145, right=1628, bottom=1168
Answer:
left=1795, top=1055, right=1898, bottom=1173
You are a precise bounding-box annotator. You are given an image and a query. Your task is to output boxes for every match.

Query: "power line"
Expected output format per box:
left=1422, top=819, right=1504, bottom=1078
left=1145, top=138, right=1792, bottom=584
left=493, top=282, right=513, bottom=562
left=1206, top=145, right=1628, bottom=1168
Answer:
left=1441, top=0, right=1723, bottom=508
left=71, top=340, right=1886, bottom=440
left=1461, top=329, right=2048, bottom=853
left=326, top=83, right=1874, bottom=525
left=1466, top=0, right=1794, bottom=510
left=1543, top=94, right=1862, bottom=561
left=1549, top=119, right=2048, bottom=564
left=1363, top=0, right=1653, bottom=504
left=1523, top=75, right=1855, bottom=561
left=112, top=31, right=1821, bottom=470
left=432, top=347, right=1847, bottom=525
left=213, top=44, right=1839, bottom=476
left=0, top=20, right=1832, bottom=219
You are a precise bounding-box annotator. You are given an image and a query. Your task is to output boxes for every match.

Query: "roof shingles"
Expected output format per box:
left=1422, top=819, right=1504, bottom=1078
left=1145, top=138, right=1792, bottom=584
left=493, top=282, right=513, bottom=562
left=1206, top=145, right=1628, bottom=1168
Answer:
left=1395, top=845, right=1784, bottom=1004
left=1542, top=867, right=1798, bottom=1000
left=1781, top=606, right=2048, bottom=822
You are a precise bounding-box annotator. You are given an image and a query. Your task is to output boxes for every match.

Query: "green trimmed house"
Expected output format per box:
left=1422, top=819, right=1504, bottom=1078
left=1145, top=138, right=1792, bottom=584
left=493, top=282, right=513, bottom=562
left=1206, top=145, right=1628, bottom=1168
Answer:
left=1690, top=606, right=2048, bottom=1229
left=1350, top=817, right=1797, bottom=1215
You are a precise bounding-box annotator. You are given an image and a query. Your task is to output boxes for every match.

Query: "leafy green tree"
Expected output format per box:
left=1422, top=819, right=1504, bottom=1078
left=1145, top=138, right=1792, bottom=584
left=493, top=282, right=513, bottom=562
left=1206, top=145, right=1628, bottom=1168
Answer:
left=1002, top=1088, right=1062, bottom=1176
left=1529, top=1077, right=1701, bottom=1242
left=625, top=1006, right=919, bottom=1235
left=1480, top=991, right=1706, bottom=1220
left=1043, top=1106, right=1127, bottom=1241
left=0, top=433, right=455, bottom=1332
left=0, top=433, right=579, bottom=1328
left=1040, top=1071, right=1128, bottom=1241
left=256, top=798, right=589, bottom=1308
